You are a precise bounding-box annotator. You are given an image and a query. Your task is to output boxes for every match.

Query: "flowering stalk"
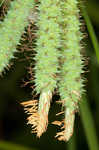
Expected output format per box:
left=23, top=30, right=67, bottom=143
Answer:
left=0, top=0, right=34, bottom=74
left=25, top=0, right=62, bottom=137
left=53, top=0, right=84, bottom=141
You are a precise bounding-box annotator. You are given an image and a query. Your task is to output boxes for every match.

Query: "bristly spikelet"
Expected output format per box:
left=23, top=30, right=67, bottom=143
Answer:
left=0, top=0, right=34, bottom=74
left=34, top=0, right=62, bottom=94
left=53, top=0, right=84, bottom=141
left=21, top=91, right=52, bottom=137
left=30, top=0, right=62, bottom=137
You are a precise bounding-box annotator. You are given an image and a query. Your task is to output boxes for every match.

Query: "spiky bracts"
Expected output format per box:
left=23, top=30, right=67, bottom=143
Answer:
left=28, top=0, right=61, bottom=137
left=53, top=0, right=84, bottom=141
left=0, top=0, right=34, bottom=73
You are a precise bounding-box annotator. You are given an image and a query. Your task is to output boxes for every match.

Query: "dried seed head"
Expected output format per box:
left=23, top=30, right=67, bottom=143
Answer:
left=37, top=90, right=52, bottom=137
left=21, top=90, right=52, bottom=137
left=53, top=107, right=75, bottom=141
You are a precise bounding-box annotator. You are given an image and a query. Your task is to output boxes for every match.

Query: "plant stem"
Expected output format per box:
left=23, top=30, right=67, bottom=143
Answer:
left=80, top=4, right=99, bottom=64
left=80, top=96, right=99, bottom=150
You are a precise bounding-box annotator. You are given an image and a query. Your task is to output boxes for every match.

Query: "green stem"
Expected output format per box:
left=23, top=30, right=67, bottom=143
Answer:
left=80, top=5, right=99, bottom=64
left=80, top=4, right=99, bottom=150
left=87, top=1, right=99, bottom=25
left=80, top=96, right=99, bottom=150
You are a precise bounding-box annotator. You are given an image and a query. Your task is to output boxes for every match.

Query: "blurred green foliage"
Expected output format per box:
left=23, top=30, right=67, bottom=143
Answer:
left=0, top=0, right=99, bottom=150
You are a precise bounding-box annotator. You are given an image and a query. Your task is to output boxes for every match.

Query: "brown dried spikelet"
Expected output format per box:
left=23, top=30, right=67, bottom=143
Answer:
left=37, top=91, right=52, bottom=137
left=21, top=90, right=52, bottom=137
left=52, top=107, right=75, bottom=141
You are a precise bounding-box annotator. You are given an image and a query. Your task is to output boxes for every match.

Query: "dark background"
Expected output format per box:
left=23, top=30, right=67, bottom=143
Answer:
left=0, top=0, right=99, bottom=150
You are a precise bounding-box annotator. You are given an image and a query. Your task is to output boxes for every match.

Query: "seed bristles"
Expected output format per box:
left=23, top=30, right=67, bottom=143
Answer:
left=21, top=90, right=52, bottom=137
left=53, top=107, right=75, bottom=141
left=21, top=100, right=39, bottom=133
left=37, top=90, right=52, bottom=137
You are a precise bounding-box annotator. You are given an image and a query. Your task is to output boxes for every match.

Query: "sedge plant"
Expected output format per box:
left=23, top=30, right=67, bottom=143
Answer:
left=0, top=0, right=86, bottom=142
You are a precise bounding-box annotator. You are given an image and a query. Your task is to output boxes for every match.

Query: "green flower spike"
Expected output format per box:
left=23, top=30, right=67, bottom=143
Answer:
left=24, top=0, right=62, bottom=137
left=0, top=0, right=34, bottom=74
left=53, top=0, right=84, bottom=141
